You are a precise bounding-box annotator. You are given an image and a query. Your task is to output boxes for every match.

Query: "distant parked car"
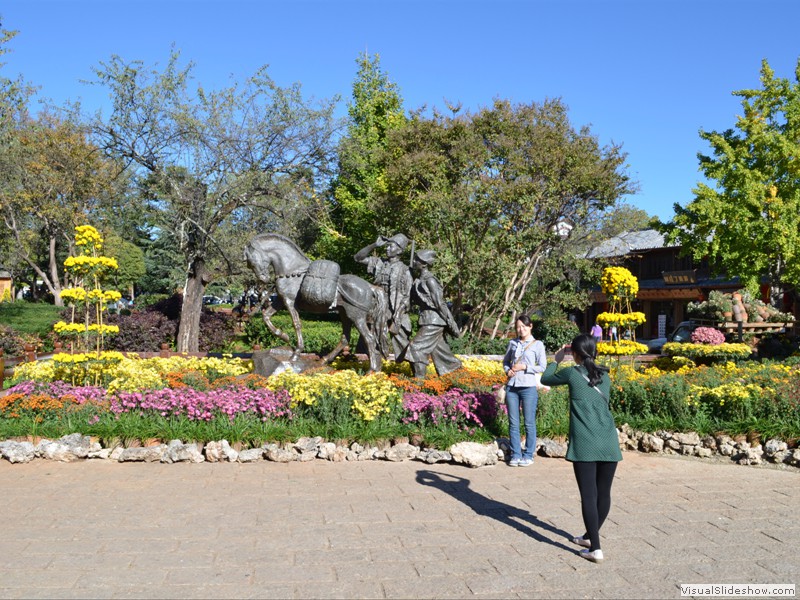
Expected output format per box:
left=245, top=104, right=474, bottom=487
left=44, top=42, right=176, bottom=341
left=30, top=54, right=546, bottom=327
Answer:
left=646, top=321, right=711, bottom=354
left=107, top=298, right=133, bottom=313
left=202, top=295, right=222, bottom=305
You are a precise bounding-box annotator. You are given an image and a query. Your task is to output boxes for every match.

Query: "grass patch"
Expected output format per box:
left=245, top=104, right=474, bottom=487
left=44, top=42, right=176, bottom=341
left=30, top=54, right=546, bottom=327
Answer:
left=0, top=302, right=61, bottom=337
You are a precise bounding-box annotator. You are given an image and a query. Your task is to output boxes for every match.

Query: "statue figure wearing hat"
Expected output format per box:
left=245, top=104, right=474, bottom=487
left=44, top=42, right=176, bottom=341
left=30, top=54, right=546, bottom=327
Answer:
left=354, top=233, right=413, bottom=358
left=404, top=249, right=462, bottom=378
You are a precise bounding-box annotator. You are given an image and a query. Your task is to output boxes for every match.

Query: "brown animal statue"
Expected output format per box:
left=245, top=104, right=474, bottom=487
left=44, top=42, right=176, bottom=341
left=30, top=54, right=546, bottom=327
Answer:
left=244, top=233, right=389, bottom=372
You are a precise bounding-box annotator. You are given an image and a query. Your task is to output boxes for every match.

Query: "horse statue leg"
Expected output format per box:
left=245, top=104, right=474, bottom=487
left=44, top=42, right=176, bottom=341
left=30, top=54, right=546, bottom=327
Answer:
left=351, top=313, right=382, bottom=372
left=282, top=297, right=305, bottom=361
left=335, top=276, right=388, bottom=373
left=260, top=302, right=291, bottom=344
left=323, top=313, right=351, bottom=364
left=260, top=295, right=305, bottom=362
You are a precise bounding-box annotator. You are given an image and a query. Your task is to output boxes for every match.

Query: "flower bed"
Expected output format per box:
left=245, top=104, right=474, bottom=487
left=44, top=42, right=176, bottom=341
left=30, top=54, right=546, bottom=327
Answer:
left=597, top=340, right=648, bottom=356
left=2, top=353, right=799, bottom=454
left=1, top=355, right=511, bottom=448
left=662, top=341, right=752, bottom=362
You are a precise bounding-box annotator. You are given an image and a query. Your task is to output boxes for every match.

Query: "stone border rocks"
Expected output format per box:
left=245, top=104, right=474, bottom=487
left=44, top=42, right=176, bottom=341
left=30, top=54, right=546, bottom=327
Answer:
left=0, top=435, right=499, bottom=468
left=1, top=429, right=798, bottom=468
left=617, top=424, right=800, bottom=468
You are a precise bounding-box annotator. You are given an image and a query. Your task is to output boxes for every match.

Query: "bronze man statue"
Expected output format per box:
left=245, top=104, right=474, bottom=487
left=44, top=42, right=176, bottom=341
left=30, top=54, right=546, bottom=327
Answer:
left=405, top=249, right=462, bottom=378
left=355, top=234, right=413, bottom=359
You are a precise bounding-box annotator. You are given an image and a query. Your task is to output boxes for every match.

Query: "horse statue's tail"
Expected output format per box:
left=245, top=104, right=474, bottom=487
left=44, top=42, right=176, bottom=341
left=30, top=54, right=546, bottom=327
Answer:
left=369, top=286, right=391, bottom=358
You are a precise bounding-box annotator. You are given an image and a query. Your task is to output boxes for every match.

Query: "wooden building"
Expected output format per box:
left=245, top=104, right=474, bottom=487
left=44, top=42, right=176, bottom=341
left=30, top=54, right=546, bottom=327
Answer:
left=0, top=267, right=12, bottom=302
left=582, top=230, right=750, bottom=339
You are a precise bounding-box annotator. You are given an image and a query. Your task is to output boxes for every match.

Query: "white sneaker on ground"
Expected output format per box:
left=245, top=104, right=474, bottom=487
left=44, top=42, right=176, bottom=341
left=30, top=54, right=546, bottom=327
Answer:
left=509, top=458, right=520, bottom=467
left=518, top=458, right=534, bottom=467
left=572, top=536, right=591, bottom=548
left=579, top=549, right=604, bottom=563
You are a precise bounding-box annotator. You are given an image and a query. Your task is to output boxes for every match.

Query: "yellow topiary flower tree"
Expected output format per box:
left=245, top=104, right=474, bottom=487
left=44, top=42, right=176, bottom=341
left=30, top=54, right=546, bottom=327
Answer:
left=596, top=266, right=647, bottom=356
left=54, top=225, right=121, bottom=357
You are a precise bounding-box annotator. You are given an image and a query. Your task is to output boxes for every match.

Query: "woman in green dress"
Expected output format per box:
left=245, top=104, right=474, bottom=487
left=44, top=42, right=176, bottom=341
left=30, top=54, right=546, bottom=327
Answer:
left=540, top=334, right=622, bottom=564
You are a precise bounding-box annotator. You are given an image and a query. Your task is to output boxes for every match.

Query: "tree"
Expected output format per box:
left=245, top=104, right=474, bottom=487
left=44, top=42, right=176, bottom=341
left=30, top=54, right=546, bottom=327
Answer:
left=0, top=20, right=34, bottom=295
left=379, top=99, right=635, bottom=336
left=0, top=110, right=120, bottom=305
left=315, top=53, right=405, bottom=272
left=572, top=202, right=654, bottom=261
left=658, top=58, right=800, bottom=303
left=89, top=51, right=338, bottom=350
left=103, top=232, right=146, bottom=298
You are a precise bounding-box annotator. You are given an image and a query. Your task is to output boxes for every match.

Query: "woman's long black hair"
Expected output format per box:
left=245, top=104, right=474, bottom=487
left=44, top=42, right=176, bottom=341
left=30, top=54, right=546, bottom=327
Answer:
left=571, top=333, right=609, bottom=387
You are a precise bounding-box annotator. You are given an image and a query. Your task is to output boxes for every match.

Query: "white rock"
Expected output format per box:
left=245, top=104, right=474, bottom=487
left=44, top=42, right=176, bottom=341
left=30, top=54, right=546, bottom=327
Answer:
left=449, top=442, right=498, bottom=468
left=384, top=442, right=419, bottom=462
left=238, top=448, right=264, bottom=462
left=0, top=440, right=36, bottom=463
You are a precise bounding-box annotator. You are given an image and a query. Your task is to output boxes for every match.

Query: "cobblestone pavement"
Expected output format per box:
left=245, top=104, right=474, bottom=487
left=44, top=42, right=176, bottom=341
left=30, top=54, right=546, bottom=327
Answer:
left=1, top=452, right=797, bottom=599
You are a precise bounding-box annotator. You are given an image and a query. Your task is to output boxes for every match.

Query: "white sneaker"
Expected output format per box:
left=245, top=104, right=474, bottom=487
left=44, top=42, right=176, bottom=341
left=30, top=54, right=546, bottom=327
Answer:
left=509, top=458, right=520, bottom=467
left=518, top=458, right=534, bottom=467
left=580, top=549, right=604, bottom=563
left=572, top=536, right=591, bottom=548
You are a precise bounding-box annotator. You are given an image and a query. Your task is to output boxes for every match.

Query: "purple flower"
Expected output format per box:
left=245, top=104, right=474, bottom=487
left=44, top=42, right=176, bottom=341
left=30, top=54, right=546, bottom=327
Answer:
left=401, top=388, right=498, bottom=433
left=108, top=385, right=294, bottom=422
left=691, top=327, right=726, bottom=345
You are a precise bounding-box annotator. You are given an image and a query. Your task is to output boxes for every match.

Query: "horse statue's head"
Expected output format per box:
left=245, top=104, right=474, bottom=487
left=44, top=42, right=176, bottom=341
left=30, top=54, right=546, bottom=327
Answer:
left=245, top=233, right=309, bottom=284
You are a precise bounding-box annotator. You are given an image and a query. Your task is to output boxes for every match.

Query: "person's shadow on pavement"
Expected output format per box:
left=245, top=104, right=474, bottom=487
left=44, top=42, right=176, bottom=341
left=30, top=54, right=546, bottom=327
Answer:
left=416, top=469, right=574, bottom=553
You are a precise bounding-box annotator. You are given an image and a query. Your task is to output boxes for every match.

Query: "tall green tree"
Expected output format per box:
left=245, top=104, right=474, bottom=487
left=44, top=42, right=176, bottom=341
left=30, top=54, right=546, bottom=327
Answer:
left=0, top=19, right=34, bottom=294
left=89, top=51, right=338, bottom=350
left=658, top=58, right=800, bottom=302
left=103, top=232, right=146, bottom=299
left=315, top=53, right=405, bottom=272
left=380, top=99, right=635, bottom=336
left=0, top=111, right=121, bottom=305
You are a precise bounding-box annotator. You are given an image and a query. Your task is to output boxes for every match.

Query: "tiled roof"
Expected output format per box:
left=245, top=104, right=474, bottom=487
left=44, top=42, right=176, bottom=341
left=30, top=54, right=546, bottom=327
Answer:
left=585, top=229, right=673, bottom=259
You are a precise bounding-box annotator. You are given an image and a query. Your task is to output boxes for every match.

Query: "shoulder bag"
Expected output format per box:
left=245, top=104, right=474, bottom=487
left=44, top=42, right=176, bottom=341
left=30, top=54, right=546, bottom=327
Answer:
left=496, top=338, right=537, bottom=402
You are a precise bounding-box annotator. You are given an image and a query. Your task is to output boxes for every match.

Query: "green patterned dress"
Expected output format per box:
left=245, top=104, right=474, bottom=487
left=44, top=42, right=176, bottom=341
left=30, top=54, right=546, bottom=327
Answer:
left=540, top=363, right=623, bottom=463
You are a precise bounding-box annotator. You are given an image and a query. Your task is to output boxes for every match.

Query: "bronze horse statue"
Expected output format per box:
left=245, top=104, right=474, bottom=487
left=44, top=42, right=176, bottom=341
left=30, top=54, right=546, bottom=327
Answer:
left=244, top=233, right=389, bottom=372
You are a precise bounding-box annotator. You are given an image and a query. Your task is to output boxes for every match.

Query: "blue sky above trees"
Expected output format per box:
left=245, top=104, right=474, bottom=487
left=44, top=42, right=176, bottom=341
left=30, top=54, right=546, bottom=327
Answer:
left=3, top=0, right=799, bottom=221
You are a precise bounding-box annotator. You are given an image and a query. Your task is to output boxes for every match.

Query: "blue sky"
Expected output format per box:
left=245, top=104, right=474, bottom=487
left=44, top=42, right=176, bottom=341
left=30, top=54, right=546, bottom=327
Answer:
left=3, top=0, right=799, bottom=222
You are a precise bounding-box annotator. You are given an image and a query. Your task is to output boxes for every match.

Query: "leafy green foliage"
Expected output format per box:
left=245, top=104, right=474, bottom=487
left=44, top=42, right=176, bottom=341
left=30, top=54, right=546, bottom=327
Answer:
left=658, top=58, right=800, bottom=298
left=90, top=50, right=339, bottom=350
left=378, top=99, right=634, bottom=336
left=315, top=53, right=406, bottom=272
left=449, top=333, right=509, bottom=355
left=531, top=316, right=581, bottom=353
left=242, top=311, right=351, bottom=355
left=103, top=233, right=146, bottom=294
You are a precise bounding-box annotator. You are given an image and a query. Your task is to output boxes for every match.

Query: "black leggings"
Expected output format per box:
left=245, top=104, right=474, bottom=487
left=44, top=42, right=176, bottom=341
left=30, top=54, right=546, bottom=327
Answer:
left=572, top=461, right=618, bottom=551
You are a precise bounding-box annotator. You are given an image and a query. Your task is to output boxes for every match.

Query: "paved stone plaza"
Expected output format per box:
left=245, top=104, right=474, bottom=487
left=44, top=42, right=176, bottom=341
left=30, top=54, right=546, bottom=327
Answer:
left=0, top=452, right=797, bottom=599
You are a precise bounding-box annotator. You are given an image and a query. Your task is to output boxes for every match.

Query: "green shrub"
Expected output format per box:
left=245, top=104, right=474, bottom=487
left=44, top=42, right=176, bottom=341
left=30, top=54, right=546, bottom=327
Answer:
left=611, top=373, right=691, bottom=421
left=133, top=294, right=170, bottom=310
left=532, top=316, right=580, bottom=352
left=757, top=333, right=800, bottom=360
left=243, top=311, right=351, bottom=354
left=449, top=332, right=509, bottom=355
left=536, top=387, right=569, bottom=438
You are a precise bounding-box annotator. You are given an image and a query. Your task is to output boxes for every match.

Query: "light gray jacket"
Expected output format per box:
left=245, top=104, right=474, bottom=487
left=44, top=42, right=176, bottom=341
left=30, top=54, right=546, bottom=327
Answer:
left=503, top=337, right=547, bottom=388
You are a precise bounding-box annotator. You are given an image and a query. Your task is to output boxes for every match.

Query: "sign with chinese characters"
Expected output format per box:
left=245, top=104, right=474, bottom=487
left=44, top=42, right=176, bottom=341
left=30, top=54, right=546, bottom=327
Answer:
left=662, top=270, right=697, bottom=285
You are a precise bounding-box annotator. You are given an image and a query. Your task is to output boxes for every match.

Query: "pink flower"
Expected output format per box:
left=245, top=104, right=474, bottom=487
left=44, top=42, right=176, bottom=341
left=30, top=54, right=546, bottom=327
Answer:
left=691, top=327, right=726, bottom=345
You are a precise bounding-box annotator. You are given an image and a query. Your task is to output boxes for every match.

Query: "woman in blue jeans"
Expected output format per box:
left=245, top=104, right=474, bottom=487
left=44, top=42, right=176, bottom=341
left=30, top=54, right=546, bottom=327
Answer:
left=502, top=315, right=547, bottom=467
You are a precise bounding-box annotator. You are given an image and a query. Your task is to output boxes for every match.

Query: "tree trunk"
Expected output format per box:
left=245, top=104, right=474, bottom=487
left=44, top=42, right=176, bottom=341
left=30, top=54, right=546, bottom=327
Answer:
left=176, top=257, right=210, bottom=352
